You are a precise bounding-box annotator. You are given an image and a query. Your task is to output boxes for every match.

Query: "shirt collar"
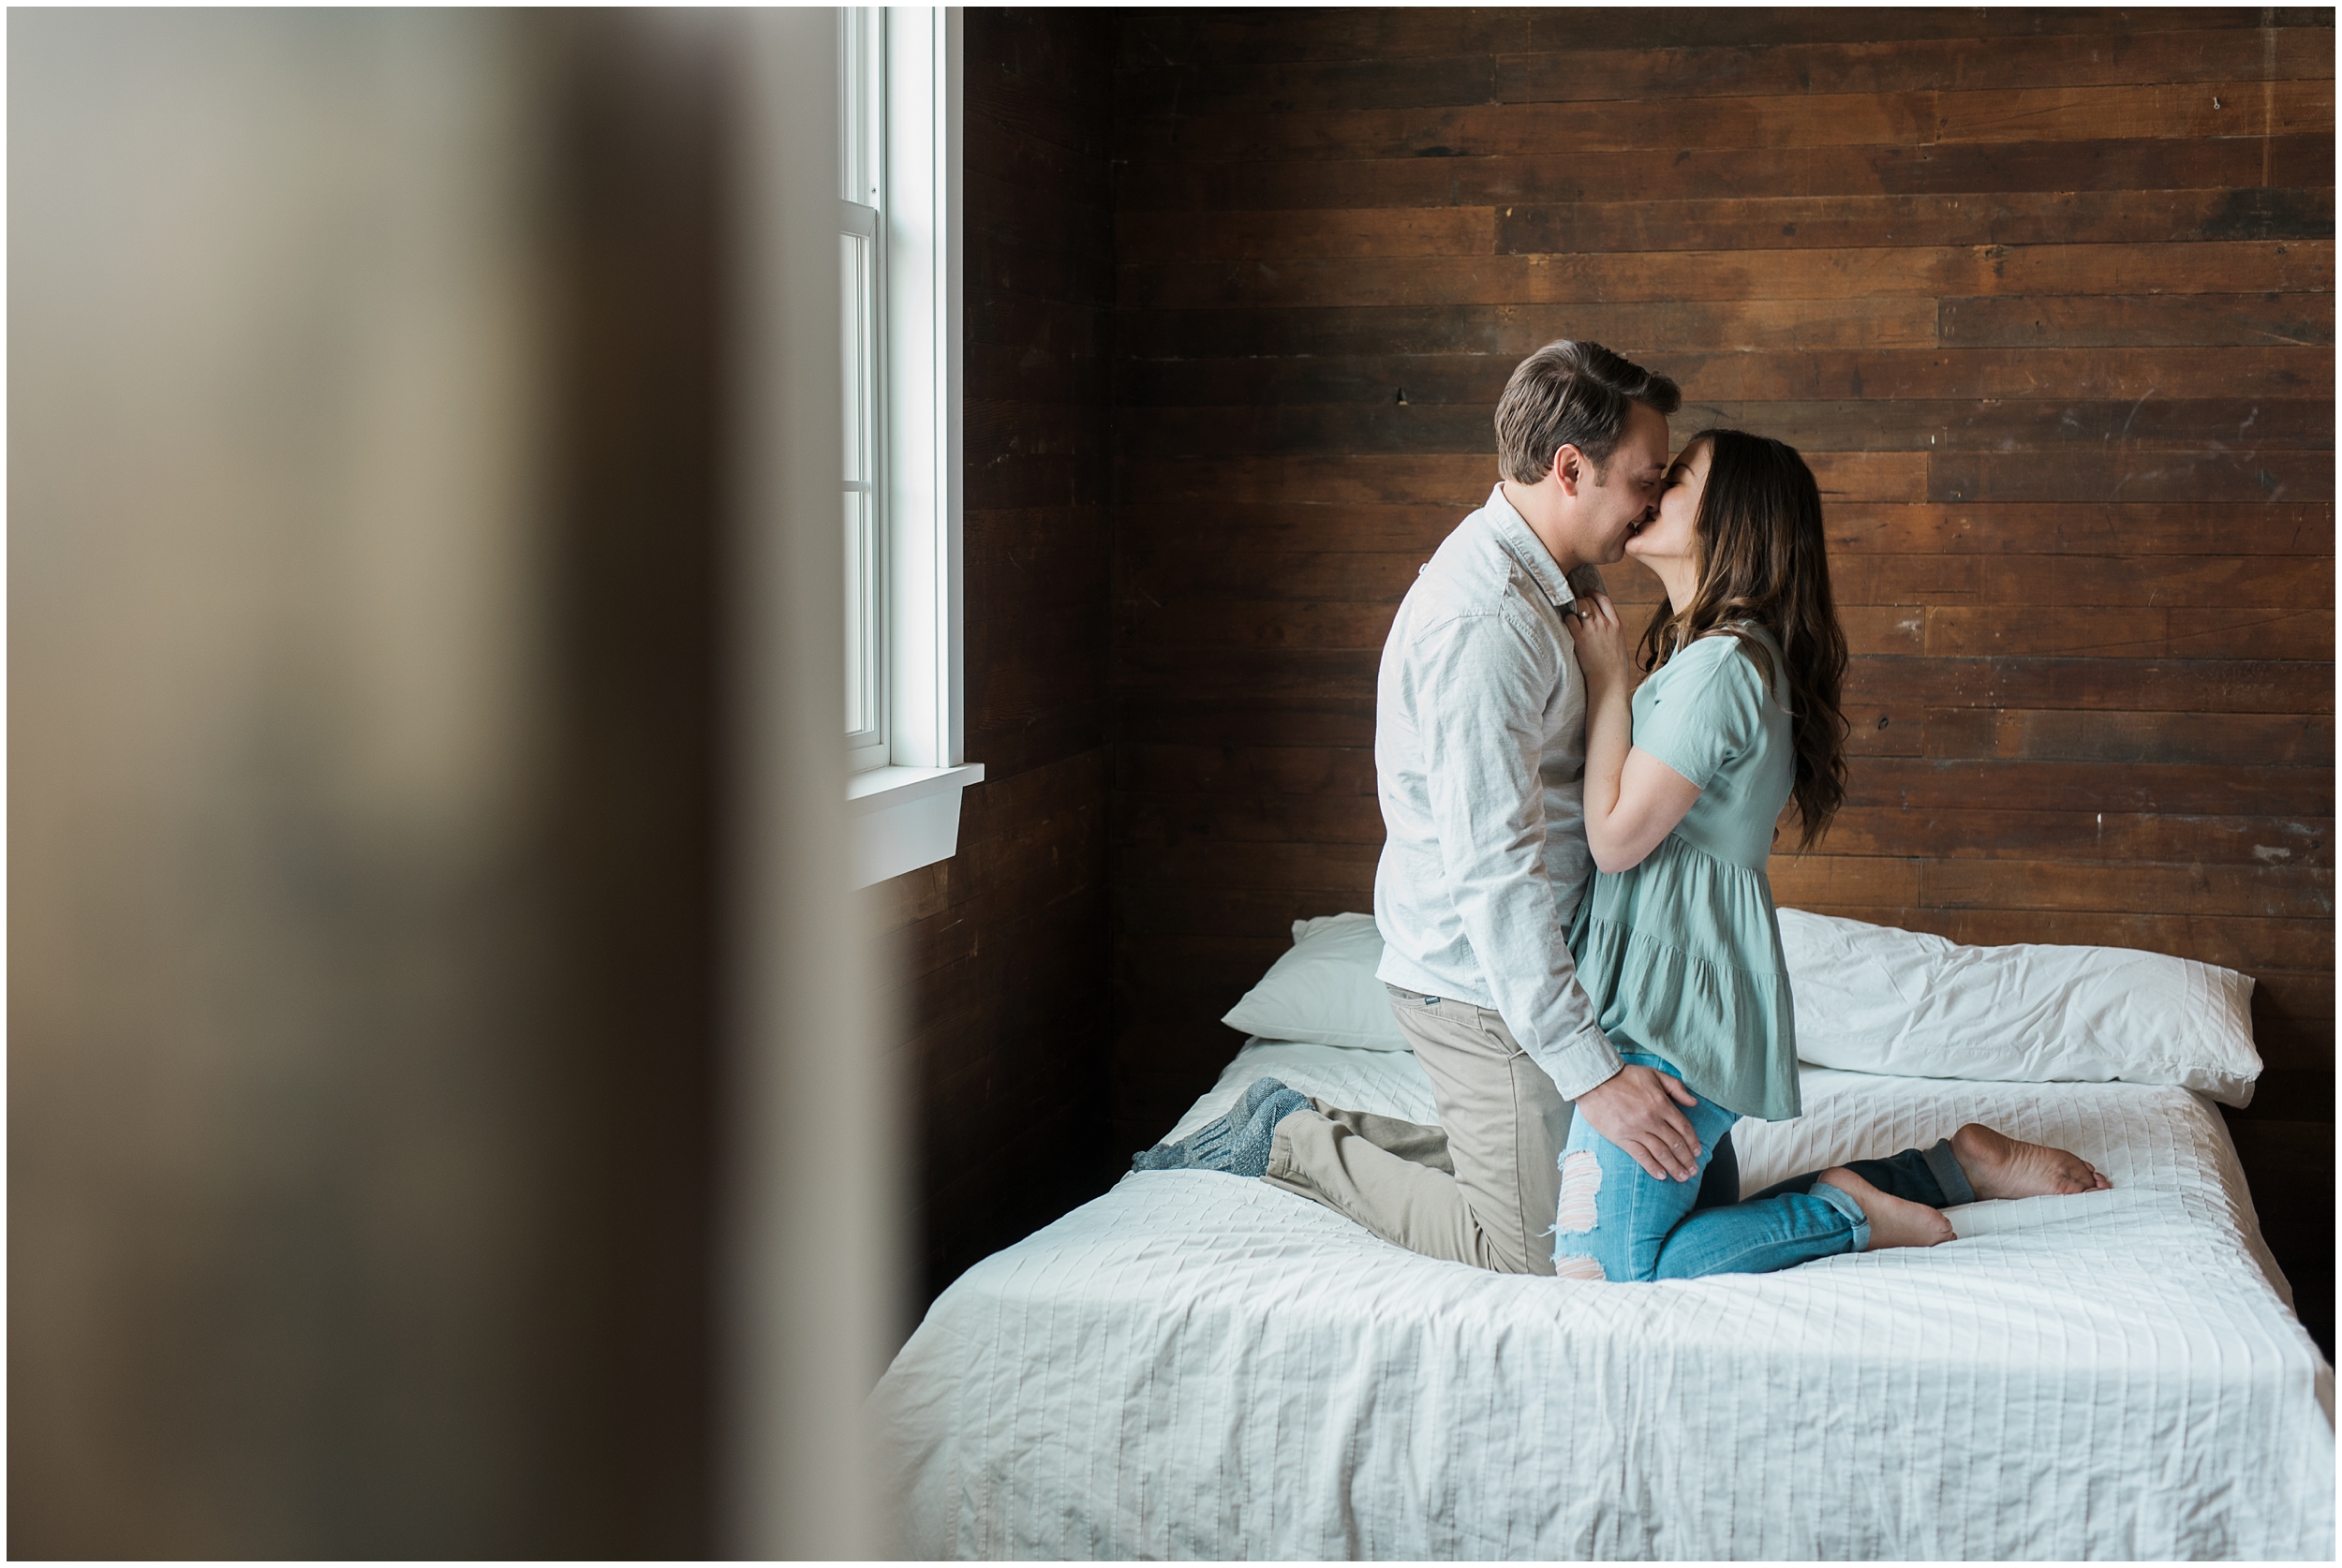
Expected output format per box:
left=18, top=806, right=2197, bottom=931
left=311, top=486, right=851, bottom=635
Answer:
left=1479, top=482, right=1576, bottom=609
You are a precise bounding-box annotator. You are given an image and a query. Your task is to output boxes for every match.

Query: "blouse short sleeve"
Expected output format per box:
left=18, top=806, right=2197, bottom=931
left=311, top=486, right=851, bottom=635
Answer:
left=1633, top=634, right=1770, bottom=790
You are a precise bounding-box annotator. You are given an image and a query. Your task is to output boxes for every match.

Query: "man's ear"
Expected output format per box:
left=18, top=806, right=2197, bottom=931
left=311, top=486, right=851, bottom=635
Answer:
left=1551, top=444, right=1585, bottom=498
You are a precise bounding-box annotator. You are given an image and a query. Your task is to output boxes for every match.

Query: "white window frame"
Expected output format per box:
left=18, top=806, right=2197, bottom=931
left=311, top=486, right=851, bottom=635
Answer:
left=842, top=5, right=980, bottom=886
left=840, top=6, right=889, bottom=774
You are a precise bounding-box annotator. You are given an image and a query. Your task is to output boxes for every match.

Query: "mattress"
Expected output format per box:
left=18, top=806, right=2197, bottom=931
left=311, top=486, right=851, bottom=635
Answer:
left=872, top=1041, right=2335, bottom=1561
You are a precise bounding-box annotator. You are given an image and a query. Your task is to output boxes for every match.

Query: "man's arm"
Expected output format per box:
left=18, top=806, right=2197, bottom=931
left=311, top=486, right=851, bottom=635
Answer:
left=1415, top=611, right=1700, bottom=1179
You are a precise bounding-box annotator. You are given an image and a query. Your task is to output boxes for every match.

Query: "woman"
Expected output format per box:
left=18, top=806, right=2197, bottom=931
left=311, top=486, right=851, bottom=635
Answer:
left=1552, top=429, right=2105, bottom=1282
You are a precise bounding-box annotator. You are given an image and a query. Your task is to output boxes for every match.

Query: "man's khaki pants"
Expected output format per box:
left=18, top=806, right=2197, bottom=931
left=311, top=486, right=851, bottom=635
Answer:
left=1262, top=984, right=1570, bottom=1276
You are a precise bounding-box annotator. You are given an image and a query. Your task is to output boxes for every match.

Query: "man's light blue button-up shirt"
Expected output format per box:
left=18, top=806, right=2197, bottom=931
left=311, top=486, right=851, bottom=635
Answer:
left=1372, top=483, right=1623, bottom=1100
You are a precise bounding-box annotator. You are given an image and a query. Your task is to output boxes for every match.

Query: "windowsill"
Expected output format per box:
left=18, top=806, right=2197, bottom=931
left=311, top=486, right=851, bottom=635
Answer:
left=846, top=762, right=985, bottom=887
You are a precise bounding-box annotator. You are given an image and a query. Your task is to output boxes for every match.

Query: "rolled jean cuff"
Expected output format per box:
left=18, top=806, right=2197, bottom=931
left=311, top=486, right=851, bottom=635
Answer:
left=1922, top=1137, right=1975, bottom=1206
left=1809, top=1178, right=1873, bottom=1253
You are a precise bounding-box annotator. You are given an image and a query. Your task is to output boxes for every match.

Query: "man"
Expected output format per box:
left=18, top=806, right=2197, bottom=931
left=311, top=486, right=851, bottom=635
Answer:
left=1138, top=340, right=1700, bottom=1275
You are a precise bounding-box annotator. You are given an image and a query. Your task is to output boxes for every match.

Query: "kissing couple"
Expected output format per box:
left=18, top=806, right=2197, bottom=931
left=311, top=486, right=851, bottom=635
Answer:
left=1137, top=339, right=2109, bottom=1282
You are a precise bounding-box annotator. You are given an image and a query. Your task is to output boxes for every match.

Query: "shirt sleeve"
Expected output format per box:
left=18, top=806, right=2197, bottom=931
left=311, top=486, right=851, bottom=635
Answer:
left=1632, top=635, right=1768, bottom=791
left=1413, top=605, right=1623, bottom=1101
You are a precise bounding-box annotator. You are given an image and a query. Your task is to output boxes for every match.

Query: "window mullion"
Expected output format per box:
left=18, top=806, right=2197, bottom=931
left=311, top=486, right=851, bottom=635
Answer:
left=841, top=7, right=888, bottom=769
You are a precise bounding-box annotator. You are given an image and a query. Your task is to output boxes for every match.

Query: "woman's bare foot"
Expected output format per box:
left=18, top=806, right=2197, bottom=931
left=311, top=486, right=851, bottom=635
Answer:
left=1817, top=1167, right=1956, bottom=1251
left=1950, top=1122, right=2112, bottom=1199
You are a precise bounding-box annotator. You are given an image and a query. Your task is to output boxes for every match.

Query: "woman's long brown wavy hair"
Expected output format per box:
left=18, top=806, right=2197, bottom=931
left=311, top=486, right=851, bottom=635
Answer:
left=1636, top=428, right=1849, bottom=850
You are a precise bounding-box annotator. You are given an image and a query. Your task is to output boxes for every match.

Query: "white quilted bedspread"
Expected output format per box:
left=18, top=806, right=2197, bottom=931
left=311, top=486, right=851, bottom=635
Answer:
left=872, top=1043, right=2335, bottom=1561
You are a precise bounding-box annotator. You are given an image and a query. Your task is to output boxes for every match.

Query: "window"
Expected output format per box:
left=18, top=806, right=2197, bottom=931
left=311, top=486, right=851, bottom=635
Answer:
left=840, top=7, right=887, bottom=772
left=839, top=7, right=980, bottom=884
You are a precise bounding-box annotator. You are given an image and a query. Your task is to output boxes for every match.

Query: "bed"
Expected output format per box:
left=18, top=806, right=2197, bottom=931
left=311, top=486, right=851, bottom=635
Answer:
left=872, top=932, right=2335, bottom=1560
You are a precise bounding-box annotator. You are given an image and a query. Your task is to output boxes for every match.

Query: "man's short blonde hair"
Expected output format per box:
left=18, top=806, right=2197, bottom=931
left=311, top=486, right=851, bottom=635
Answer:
left=1494, top=340, right=1682, bottom=484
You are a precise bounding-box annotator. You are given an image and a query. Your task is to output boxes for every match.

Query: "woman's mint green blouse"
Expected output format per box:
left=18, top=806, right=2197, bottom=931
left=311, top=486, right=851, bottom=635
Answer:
left=1568, top=625, right=1801, bottom=1120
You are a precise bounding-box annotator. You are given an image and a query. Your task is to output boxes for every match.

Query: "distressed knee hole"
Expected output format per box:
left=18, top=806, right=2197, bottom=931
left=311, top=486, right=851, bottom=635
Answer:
left=1552, top=1253, right=1607, bottom=1282
left=1555, top=1149, right=1602, bottom=1235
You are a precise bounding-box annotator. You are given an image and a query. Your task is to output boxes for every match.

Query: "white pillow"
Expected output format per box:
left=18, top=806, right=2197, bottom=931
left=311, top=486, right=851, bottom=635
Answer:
left=1222, top=912, right=1409, bottom=1051
left=1777, top=908, right=2263, bottom=1107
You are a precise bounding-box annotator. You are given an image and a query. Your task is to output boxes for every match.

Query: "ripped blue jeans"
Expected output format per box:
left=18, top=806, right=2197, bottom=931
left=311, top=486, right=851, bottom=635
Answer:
left=1549, top=1053, right=1874, bottom=1282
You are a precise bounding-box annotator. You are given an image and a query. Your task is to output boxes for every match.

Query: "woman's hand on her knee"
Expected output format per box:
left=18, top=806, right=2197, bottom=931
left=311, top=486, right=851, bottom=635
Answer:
left=1573, top=1066, right=1703, bottom=1182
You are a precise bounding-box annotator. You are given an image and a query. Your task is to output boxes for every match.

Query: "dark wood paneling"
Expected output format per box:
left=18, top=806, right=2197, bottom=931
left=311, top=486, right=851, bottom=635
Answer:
left=1115, top=29, right=2334, bottom=119
left=1827, top=503, right=2337, bottom=555
left=1116, top=82, right=2335, bottom=162
left=1120, top=347, right=2335, bottom=405
left=1928, top=450, right=2333, bottom=505
left=1123, top=450, right=1932, bottom=505
left=1107, top=7, right=2334, bottom=1355
left=1118, top=399, right=2329, bottom=456
left=873, top=8, right=1119, bottom=1316
left=1940, top=290, right=2336, bottom=346
left=1120, top=242, right=2334, bottom=312
left=1120, top=548, right=2335, bottom=612
left=1117, top=299, right=1946, bottom=356
left=1118, top=136, right=2336, bottom=214
left=1491, top=188, right=2335, bottom=254
left=1841, top=758, right=2330, bottom=817
left=1118, top=497, right=2337, bottom=556
left=1118, top=10, right=2335, bottom=70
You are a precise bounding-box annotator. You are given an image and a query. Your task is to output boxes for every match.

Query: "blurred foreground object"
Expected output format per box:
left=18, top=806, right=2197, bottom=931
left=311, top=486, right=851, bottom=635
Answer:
left=9, top=7, right=890, bottom=1556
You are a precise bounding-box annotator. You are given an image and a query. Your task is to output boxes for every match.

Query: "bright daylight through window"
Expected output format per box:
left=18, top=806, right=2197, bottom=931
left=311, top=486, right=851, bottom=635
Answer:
left=841, top=5, right=885, bottom=771
left=838, top=7, right=979, bottom=885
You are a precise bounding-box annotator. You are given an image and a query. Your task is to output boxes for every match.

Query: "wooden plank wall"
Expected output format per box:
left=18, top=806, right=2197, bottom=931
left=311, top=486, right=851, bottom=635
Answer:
left=869, top=8, right=1119, bottom=1309
left=1107, top=7, right=2335, bottom=1349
